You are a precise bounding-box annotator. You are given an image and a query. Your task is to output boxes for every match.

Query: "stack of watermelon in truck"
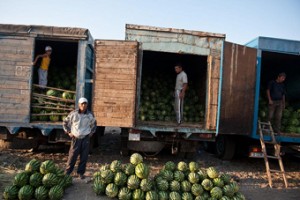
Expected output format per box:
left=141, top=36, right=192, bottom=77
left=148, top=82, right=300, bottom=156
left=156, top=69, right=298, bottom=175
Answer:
left=0, top=23, right=299, bottom=159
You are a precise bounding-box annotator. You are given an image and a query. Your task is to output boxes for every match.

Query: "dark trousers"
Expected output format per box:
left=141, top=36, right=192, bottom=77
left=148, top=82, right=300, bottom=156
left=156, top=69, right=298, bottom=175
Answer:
left=268, top=100, right=283, bottom=133
left=66, top=136, right=90, bottom=175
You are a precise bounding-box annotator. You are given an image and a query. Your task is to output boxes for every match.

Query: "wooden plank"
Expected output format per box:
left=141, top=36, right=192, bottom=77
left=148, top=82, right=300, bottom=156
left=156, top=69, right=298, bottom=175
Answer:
left=93, top=40, right=138, bottom=127
left=0, top=80, right=30, bottom=90
left=0, top=115, right=28, bottom=123
left=0, top=107, right=29, bottom=115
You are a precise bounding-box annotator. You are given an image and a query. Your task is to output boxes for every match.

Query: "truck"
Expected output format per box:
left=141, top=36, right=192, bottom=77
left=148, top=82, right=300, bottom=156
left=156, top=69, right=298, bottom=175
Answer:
left=0, top=23, right=299, bottom=159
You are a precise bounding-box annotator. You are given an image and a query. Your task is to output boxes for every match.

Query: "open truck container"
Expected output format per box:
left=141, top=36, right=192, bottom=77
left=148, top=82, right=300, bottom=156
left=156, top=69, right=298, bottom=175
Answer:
left=245, top=37, right=300, bottom=157
left=0, top=24, right=95, bottom=147
left=93, top=24, right=226, bottom=155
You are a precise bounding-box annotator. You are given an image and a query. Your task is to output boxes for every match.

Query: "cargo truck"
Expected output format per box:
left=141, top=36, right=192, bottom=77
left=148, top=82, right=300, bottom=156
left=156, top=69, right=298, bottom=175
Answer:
left=1, top=23, right=299, bottom=159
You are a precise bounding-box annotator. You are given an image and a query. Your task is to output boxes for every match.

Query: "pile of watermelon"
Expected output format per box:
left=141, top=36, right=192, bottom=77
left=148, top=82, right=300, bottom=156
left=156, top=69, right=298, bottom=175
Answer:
left=92, top=153, right=245, bottom=200
left=3, top=159, right=72, bottom=200
left=139, top=74, right=205, bottom=123
left=258, top=97, right=300, bottom=134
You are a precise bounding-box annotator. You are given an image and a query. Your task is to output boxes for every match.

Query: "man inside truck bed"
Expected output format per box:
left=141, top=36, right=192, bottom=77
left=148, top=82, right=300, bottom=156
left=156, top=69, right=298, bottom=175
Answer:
left=174, top=64, right=188, bottom=125
left=63, top=97, right=97, bottom=179
left=267, top=72, right=286, bottom=134
left=32, top=46, right=52, bottom=93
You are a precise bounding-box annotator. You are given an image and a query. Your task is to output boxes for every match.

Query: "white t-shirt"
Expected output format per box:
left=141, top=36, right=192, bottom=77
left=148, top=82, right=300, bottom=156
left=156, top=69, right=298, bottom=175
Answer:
left=175, top=71, right=188, bottom=90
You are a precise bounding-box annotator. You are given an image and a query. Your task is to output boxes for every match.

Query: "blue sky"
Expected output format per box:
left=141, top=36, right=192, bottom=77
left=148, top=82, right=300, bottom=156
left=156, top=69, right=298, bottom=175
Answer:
left=0, top=0, right=299, bottom=44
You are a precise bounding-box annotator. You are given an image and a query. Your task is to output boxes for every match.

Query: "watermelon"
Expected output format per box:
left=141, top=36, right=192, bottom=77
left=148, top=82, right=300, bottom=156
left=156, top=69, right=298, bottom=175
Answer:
left=234, top=192, right=246, bottom=200
left=160, top=169, right=173, bottom=181
left=18, top=185, right=34, bottom=200
left=230, top=181, right=239, bottom=193
left=130, top=153, right=143, bottom=165
left=58, top=174, right=72, bottom=189
left=188, top=172, right=200, bottom=184
left=207, top=167, right=219, bottom=179
left=145, top=191, right=159, bottom=200
left=169, top=191, right=181, bottom=200
left=48, top=185, right=64, bottom=200
left=105, top=183, right=119, bottom=198
left=122, top=163, right=135, bottom=176
left=25, top=159, right=41, bottom=173
left=201, top=179, right=213, bottom=191
left=55, top=168, right=65, bottom=178
left=156, top=179, right=169, bottom=191
left=223, top=184, right=235, bottom=198
left=100, top=169, right=114, bottom=184
left=170, top=180, right=180, bottom=192
left=110, top=160, right=122, bottom=173
left=173, top=170, right=185, bottom=182
left=34, top=186, right=49, bottom=200
left=189, top=161, right=199, bottom=172
left=100, top=164, right=110, bottom=171
left=182, top=192, right=193, bottom=200
left=132, top=189, right=145, bottom=200
left=118, top=187, right=132, bottom=200
left=181, top=180, right=192, bottom=192
left=220, top=173, right=231, bottom=184
left=177, top=161, right=188, bottom=172
left=93, top=180, right=106, bottom=195
left=3, top=185, right=19, bottom=200
left=191, top=183, right=204, bottom=196
left=213, top=177, right=225, bottom=188
left=127, top=175, right=140, bottom=190
left=62, top=91, right=73, bottom=99
left=140, top=178, right=154, bottom=192
left=135, top=163, right=150, bottom=179
left=158, top=191, right=169, bottom=200
left=42, top=173, right=58, bottom=188
left=29, top=172, right=43, bottom=188
left=40, top=160, right=56, bottom=174
left=210, top=186, right=223, bottom=199
left=114, top=172, right=127, bottom=187
left=14, top=171, right=30, bottom=187
left=49, top=113, right=60, bottom=122
left=164, top=161, right=176, bottom=171
left=46, top=89, right=58, bottom=97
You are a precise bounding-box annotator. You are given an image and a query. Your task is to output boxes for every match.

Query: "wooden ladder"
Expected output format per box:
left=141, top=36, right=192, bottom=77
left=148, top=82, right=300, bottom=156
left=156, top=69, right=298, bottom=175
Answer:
left=258, top=120, right=288, bottom=188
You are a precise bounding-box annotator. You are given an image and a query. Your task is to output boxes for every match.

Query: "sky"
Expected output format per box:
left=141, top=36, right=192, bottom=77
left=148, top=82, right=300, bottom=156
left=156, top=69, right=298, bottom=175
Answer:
left=0, top=0, right=299, bottom=45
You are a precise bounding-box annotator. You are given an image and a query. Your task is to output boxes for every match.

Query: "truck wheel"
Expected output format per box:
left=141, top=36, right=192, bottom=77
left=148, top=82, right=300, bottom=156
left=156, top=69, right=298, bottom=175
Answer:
left=215, top=135, right=236, bottom=160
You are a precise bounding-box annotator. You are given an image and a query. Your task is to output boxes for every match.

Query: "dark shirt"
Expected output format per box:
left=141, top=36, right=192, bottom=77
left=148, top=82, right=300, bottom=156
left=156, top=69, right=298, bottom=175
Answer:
left=268, top=80, right=286, bottom=101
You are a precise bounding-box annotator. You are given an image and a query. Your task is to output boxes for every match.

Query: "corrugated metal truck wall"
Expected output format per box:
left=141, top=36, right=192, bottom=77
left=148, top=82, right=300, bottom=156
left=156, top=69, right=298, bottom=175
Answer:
left=0, top=35, right=34, bottom=123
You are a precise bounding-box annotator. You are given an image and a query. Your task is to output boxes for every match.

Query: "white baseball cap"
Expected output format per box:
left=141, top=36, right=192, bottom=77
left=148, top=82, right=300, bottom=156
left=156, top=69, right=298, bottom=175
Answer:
left=78, top=97, right=88, bottom=104
left=45, top=46, right=52, bottom=51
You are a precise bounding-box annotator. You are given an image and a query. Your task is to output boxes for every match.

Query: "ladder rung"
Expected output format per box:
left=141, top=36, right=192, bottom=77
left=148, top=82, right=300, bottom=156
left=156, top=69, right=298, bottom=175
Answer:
left=266, top=155, right=280, bottom=159
left=264, top=141, right=278, bottom=145
left=269, top=169, right=285, bottom=173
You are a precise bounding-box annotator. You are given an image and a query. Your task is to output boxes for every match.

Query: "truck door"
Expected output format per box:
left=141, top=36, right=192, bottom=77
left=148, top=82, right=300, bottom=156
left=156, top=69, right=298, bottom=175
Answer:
left=0, top=35, right=34, bottom=123
left=219, top=42, right=257, bottom=134
left=92, top=40, right=139, bottom=127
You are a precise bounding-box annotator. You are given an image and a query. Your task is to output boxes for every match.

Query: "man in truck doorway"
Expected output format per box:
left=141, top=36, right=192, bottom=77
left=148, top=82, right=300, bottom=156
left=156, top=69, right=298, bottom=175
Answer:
left=174, top=64, right=188, bottom=125
left=267, top=72, right=286, bottom=135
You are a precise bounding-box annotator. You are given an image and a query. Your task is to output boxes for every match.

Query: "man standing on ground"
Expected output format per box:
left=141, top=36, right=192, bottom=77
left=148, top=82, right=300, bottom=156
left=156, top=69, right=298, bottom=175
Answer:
left=266, top=72, right=286, bottom=134
left=63, top=97, right=97, bottom=179
left=174, top=64, right=188, bottom=125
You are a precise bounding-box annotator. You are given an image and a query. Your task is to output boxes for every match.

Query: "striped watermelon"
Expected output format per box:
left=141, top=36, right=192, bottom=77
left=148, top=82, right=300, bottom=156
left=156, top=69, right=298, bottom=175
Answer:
left=25, top=159, right=41, bottom=173
left=3, top=185, right=19, bottom=200
left=132, top=189, right=145, bottom=200
left=188, top=172, right=200, bottom=184
left=105, top=183, right=119, bottom=198
left=127, top=175, right=140, bottom=190
left=182, top=192, right=193, bottom=200
left=29, top=172, right=43, bottom=188
left=42, top=173, right=58, bottom=188
left=135, top=163, right=150, bottom=179
left=114, top=172, right=127, bottom=187
left=40, top=160, right=56, bottom=174
left=177, top=161, right=188, bottom=172
left=14, top=172, right=30, bottom=187
left=158, top=191, right=169, bottom=200
left=110, top=160, right=122, bottom=173
left=169, top=191, right=181, bottom=200
left=118, top=187, right=132, bottom=200
left=156, top=179, right=169, bottom=191
left=164, top=161, right=176, bottom=171
left=210, top=186, right=223, bottom=199
left=48, top=185, right=64, bottom=200
left=93, top=179, right=106, bottom=195
left=34, top=186, right=49, bottom=200
left=130, top=153, right=143, bottom=165
left=122, top=163, right=135, bottom=176
left=18, top=185, right=34, bottom=200
left=101, top=170, right=114, bottom=184
left=140, top=178, right=154, bottom=192
left=170, top=180, right=180, bottom=192
left=191, top=183, right=204, bottom=196
left=145, top=190, right=159, bottom=200
left=181, top=180, right=192, bottom=192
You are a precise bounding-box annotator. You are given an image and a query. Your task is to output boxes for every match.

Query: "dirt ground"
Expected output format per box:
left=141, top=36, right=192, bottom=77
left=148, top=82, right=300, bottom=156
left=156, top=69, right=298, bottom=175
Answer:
left=1, top=127, right=300, bottom=200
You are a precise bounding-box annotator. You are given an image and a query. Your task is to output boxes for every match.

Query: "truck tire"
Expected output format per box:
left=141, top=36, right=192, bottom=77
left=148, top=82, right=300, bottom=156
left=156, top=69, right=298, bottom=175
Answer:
left=215, top=135, right=236, bottom=160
